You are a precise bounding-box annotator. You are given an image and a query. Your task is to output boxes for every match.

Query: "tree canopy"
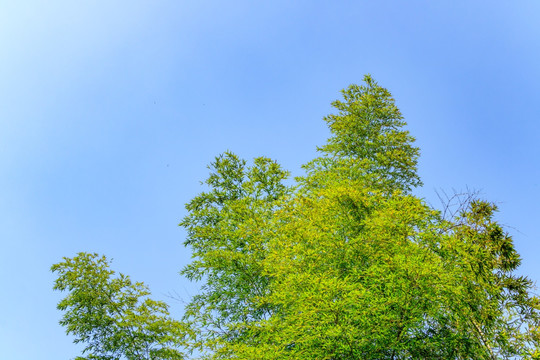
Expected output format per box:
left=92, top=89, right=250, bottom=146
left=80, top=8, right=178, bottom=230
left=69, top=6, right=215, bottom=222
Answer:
left=54, top=75, right=540, bottom=359
left=52, top=253, right=187, bottom=360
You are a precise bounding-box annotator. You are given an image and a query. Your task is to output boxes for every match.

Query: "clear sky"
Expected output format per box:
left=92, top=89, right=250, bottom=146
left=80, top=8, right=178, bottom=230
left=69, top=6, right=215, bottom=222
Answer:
left=1, top=1, right=539, bottom=359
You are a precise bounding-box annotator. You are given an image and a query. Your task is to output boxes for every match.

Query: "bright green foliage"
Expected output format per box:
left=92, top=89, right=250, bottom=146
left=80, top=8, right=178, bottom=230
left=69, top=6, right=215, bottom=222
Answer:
left=433, top=198, right=540, bottom=359
left=180, top=153, right=290, bottom=357
left=51, top=76, right=539, bottom=358
left=51, top=253, right=187, bottom=360
left=181, top=75, right=540, bottom=359
left=302, top=75, right=422, bottom=193
left=233, top=189, right=449, bottom=359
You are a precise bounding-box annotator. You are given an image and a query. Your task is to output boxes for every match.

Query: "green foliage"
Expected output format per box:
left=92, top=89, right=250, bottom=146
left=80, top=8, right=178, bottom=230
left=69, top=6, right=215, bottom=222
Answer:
left=179, top=153, right=290, bottom=357
left=53, top=75, right=539, bottom=359
left=431, top=198, right=540, bottom=359
left=51, top=252, right=187, bottom=360
left=302, top=75, right=422, bottom=193
left=180, top=75, right=540, bottom=359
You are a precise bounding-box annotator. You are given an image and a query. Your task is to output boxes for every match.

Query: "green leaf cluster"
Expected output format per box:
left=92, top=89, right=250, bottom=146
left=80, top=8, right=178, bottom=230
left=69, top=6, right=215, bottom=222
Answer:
left=52, top=253, right=187, bottom=360
left=179, top=154, right=290, bottom=357
left=180, top=75, right=540, bottom=359
left=53, top=75, right=540, bottom=359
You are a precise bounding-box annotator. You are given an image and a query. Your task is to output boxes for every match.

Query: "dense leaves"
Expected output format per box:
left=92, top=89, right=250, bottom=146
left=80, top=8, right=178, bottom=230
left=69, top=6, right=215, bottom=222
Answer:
left=179, top=153, right=291, bottom=357
left=302, top=75, right=422, bottom=193
left=54, top=75, right=539, bottom=359
left=52, top=253, right=187, bottom=360
left=180, top=75, right=540, bottom=359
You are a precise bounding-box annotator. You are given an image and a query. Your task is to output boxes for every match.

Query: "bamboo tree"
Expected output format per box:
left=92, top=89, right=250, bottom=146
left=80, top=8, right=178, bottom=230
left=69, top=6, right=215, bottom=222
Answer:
left=181, top=75, right=540, bottom=359
left=52, top=253, right=187, bottom=360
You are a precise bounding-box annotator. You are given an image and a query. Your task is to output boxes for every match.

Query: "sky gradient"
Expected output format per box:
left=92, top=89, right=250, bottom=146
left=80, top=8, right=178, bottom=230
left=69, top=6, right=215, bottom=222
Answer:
left=1, top=2, right=539, bottom=359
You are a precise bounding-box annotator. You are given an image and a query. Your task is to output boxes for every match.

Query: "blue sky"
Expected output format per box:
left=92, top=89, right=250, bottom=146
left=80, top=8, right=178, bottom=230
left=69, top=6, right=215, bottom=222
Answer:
left=1, top=1, right=539, bottom=359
